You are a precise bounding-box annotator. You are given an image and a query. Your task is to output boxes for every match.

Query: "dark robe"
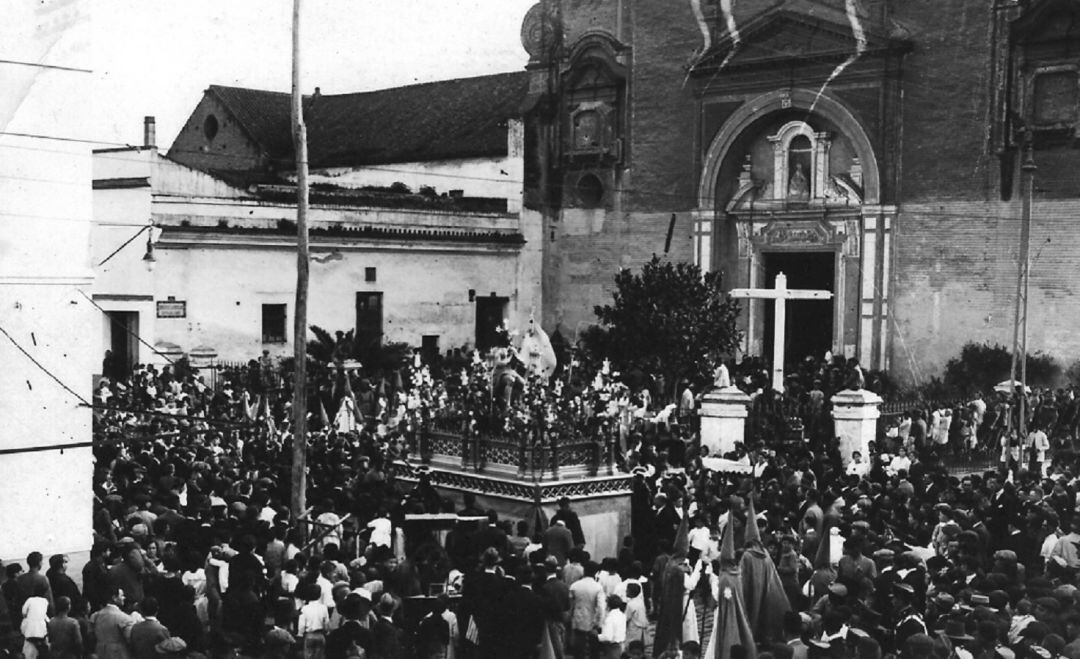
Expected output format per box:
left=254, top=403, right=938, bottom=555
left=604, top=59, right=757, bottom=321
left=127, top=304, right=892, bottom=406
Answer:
left=739, top=545, right=792, bottom=645
left=652, top=562, right=687, bottom=658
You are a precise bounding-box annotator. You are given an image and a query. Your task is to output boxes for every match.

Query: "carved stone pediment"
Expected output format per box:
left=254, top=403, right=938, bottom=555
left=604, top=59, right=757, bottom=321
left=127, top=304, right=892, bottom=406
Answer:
left=691, top=6, right=910, bottom=75
left=755, top=219, right=834, bottom=247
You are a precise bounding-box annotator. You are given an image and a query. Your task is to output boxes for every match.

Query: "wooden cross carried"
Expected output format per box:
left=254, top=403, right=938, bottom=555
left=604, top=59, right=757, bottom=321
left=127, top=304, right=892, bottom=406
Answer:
left=730, top=272, right=833, bottom=392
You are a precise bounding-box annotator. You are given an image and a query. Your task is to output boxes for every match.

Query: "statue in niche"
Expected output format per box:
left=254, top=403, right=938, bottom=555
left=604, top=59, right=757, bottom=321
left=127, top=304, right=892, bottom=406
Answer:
left=788, top=162, right=809, bottom=200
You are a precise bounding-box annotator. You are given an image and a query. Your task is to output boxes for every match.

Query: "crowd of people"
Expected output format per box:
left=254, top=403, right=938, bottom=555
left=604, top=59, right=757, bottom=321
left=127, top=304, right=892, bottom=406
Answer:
left=5, top=344, right=1080, bottom=659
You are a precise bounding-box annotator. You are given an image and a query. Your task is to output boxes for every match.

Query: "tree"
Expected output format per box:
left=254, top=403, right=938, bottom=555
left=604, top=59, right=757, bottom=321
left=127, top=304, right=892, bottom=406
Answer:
left=582, top=255, right=742, bottom=399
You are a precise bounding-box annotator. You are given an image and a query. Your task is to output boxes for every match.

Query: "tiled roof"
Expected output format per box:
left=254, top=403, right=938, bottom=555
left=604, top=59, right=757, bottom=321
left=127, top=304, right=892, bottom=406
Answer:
left=207, top=71, right=530, bottom=169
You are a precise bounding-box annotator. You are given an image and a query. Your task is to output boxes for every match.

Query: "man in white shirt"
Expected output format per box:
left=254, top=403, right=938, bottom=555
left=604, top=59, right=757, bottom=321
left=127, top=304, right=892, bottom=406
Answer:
left=888, top=448, right=912, bottom=477
left=687, top=515, right=712, bottom=557
left=1027, top=426, right=1050, bottom=476
left=846, top=452, right=870, bottom=478
left=367, top=512, right=393, bottom=549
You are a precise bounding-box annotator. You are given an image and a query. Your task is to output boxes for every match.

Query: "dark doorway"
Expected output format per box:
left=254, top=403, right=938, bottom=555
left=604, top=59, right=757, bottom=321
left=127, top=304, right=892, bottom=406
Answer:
left=475, top=296, right=509, bottom=351
left=762, top=251, right=834, bottom=368
left=106, top=311, right=139, bottom=378
left=356, top=292, right=384, bottom=361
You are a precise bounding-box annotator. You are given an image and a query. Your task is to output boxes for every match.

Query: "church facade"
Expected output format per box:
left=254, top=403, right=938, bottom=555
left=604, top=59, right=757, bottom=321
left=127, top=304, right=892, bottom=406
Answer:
left=522, top=0, right=1080, bottom=385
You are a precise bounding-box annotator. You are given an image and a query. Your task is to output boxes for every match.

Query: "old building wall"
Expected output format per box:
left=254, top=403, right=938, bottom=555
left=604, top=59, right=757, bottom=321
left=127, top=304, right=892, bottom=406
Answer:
left=892, top=198, right=1080, bottom=384
left=167, top=94, right=266, bottom=174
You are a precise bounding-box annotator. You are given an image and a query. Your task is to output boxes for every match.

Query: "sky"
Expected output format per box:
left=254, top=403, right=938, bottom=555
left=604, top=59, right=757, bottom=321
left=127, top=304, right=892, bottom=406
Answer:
left=91, top=0, right=536, bottom=148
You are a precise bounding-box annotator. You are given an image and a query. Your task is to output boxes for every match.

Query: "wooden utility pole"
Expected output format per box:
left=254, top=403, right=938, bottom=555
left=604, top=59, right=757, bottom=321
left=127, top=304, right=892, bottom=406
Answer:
left=290, top=0, right=310, bottom=519
left=1008, top=128, right=1034, bottom=439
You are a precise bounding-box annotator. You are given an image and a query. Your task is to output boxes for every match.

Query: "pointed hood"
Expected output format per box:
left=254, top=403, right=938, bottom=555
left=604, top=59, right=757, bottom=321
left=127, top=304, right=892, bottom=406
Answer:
left=672, top=510, right=690, bottom=560
left=745, top=494, right=762, bottom=547
left=720, top=511, right=737, bottom=566
left=319, top=400, right=330, bottom=429
left=814, top=520, right=833, bottom=570
left=739, top=494, right=792, bottom=646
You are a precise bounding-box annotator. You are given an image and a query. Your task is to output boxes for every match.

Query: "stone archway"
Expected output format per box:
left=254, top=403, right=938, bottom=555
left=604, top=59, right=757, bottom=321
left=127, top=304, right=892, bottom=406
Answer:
left=693, top=88, right=894, bottom=370
left=698, top=88, right=881, bottom=210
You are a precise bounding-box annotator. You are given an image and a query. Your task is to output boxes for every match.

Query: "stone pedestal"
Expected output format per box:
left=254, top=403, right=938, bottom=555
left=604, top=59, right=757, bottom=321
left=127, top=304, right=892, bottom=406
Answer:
left=831, top=388, right=883, bottom=465
left=699, top=386, right=751, bottom=457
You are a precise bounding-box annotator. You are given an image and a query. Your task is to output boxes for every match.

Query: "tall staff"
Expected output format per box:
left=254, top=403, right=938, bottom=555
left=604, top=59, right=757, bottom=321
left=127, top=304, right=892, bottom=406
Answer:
left=290, top=0, right=311, bottom=519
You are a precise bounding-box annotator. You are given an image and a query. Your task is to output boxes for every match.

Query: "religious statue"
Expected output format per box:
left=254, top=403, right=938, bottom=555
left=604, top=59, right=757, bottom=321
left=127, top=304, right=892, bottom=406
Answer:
left=788, top=162, right=809, bottom=200
left=713, top=362, right=732, bottom=389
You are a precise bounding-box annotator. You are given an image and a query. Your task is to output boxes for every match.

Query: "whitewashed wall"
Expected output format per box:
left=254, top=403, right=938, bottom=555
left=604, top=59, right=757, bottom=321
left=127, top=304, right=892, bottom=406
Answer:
left=0, top=0, right=95, bottom=570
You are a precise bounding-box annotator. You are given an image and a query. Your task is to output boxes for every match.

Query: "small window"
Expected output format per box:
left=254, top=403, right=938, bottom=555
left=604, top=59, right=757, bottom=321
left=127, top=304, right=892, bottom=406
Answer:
left=203, top=114, right=219, bottom=141
left=261, top=304, right=287, bottom=343
left=576, top=173, right=604, bottom=207
left=1033, top=70, right=1077, bottom=125
left=365, top=267, right=377, bottom=282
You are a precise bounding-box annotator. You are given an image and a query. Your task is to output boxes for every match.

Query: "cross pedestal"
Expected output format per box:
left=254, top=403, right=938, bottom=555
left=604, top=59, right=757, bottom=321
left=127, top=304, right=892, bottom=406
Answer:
left=699, top=386, right=751, bottom=457
left=831, top=388, right=883, bottom=465
left=730, top=272, right=833, bottom=392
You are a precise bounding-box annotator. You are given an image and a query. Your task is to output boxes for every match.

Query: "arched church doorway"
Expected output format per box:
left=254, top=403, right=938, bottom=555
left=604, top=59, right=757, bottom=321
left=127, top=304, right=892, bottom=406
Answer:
left=762, top=251, right=835, bottom=367
left=694, top=89, right=895, bottom=370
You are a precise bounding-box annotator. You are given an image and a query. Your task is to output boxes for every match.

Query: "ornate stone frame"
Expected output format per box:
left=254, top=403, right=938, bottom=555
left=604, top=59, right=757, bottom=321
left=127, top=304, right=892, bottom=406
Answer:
left=768, top=120, right=832, bottom=201
left=698, top=89, right=881, bottom=210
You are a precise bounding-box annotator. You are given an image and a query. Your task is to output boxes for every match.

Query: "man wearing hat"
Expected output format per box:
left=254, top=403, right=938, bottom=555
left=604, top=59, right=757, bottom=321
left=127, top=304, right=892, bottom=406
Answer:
left=935, top=619, right=975, bottom=659
left=892, top=583, right=927, bottom=648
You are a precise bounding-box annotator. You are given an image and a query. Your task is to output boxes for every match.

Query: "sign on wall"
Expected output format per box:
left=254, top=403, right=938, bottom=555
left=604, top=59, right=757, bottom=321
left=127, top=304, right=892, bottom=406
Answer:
left=156, top=300, right=186, bottom=318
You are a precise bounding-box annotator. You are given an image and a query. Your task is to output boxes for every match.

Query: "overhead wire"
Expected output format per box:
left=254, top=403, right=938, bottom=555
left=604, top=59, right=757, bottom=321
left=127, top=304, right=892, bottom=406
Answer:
left=75, top=289, right=176, bottom=365
left=0, top=323, right=93, bottom=407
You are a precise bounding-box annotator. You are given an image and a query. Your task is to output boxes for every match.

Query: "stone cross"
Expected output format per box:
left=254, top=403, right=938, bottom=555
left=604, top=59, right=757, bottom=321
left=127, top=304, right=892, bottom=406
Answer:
left=729, top=272, right=833, bottom=392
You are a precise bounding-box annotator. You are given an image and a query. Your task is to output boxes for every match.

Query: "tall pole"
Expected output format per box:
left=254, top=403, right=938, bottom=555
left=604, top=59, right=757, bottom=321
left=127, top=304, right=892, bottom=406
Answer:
left=290, top=0, right=310, bottom=519
left=771, top=273, right=787, bottom=393
left=1008, top=128, right=1034, bottom=439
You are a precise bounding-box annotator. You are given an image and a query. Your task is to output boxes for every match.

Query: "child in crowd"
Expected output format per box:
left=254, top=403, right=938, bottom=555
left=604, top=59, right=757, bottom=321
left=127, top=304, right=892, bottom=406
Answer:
left=20, top=581, right=50, bottom=659
left=598, top=594, right=627, bottom=659
left=624, top=581, right=649, bottom=650
left=297, top=582, right=330, bottom=659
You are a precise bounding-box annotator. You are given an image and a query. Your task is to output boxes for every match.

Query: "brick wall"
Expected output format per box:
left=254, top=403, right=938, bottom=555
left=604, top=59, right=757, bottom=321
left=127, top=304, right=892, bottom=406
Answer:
left=891, top=199, right=1080, bottom=385
left=626, top=0, right=701, bottom=213
left=168, top=94, right=265, bottom=174
left=893, top=0, right=996, bottom=202
left=544, top=208, right=695, bottom=335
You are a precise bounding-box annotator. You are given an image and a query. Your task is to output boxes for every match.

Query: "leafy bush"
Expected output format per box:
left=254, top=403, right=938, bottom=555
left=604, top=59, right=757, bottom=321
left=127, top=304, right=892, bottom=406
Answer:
left=582, top=255, right=742, bottom=399
left=942, top=341, right=1062, bottom=395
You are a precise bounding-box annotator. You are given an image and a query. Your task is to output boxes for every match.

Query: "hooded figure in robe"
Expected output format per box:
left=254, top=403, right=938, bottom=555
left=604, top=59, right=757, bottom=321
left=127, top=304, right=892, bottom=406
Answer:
left=653, top=509, right=704, bottom=657
left=806, top=518, right=838, bottom=602
left=739, top=494, right=791, bottom=645
left=705, top=509, right=757, bottom=659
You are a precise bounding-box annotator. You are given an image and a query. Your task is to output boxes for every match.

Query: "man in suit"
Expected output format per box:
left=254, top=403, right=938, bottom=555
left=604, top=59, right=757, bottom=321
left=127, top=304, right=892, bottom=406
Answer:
left=539, top=557, right=572, bottom=659
left=472, top=510, right=510, bottom=557
left=500, top=567, right=546, bottom=658
left=90, top=587, right=136, bottom=659
left=16, top=552, right=54, bottom=613
left=569, top=561, right=606, bottom=659
left=371, top=594, right=408, bottom=658
left=551, top=497, right=586, bottom=548
left=461, top=547, right=507, bottom=659
left=544, top=520, right=575, bottom=565
left=130, top=596, right=171, bottom=659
